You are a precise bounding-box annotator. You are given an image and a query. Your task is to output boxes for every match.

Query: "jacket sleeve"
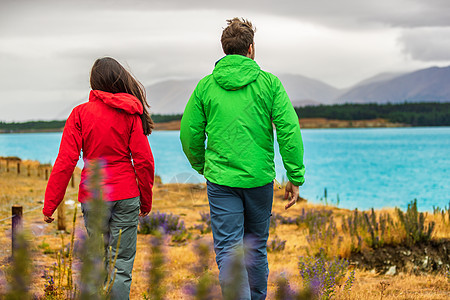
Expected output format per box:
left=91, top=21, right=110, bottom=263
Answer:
left=272, top=77, right=305, bottom=186
left=129, top=115, right=154, bottom=213
left=180, top=85, right=207, bottom=174
left=43, top=108, right=82, bottom=216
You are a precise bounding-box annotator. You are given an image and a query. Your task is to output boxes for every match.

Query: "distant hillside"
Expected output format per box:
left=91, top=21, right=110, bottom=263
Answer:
left=277, top=74, right=340, bottom=105
left=335, top=66, right=450, bottom=103
left=146, top=79, right=198, bottom=114
left=350, top=72, right=404, bottom=88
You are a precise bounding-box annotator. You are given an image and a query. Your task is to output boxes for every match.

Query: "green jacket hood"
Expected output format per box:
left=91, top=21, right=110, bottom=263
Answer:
left=212, top=55, right=260, bottom=90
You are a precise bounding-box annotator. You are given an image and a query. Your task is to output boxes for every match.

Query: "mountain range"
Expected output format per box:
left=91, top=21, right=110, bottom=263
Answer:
left=146, top=66, right=450, bottom=114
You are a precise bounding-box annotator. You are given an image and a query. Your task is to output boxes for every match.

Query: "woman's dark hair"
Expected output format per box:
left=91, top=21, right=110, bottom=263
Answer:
left=90, top=57, right=154, bottom=135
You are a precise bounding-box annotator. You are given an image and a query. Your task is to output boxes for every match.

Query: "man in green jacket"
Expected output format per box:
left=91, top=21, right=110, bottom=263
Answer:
left=180, top=18, right=305, bottom=299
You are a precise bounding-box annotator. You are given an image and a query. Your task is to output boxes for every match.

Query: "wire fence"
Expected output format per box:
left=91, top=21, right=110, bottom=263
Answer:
left=0, top=205, right=42, bottom=223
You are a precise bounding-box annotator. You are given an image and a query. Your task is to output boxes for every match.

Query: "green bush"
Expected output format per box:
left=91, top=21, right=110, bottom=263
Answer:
left=396, top=199, right=435, bottom=246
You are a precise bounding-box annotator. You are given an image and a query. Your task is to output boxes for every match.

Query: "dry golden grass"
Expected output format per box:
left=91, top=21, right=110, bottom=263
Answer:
left=0, top=161, right=449, bottom=299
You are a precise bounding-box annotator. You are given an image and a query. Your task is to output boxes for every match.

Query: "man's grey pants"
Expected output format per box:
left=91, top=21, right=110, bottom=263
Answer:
left=207, top=180, right=274, bottom=300
left=81, top=196, right=140, bottom=300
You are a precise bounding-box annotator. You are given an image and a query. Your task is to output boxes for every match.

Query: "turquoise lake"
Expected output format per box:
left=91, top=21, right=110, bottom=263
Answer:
left=1, top=127, right=449, bottom=211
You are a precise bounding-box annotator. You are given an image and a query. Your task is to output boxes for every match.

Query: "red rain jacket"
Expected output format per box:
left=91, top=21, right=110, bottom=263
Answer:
left=43, top=90, right=154, bottom=216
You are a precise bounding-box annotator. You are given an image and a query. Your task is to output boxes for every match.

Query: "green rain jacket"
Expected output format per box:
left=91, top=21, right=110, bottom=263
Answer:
left=180, top=55, right=305, bottom=188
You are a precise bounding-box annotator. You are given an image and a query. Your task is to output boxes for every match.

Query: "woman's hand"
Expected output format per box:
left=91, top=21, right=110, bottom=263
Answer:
left=43, top=215, right=54, bottom=223
left=139, top=211, right=150, bottom=217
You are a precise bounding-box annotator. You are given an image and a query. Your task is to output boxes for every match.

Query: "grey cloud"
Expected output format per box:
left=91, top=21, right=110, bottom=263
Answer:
left=399, top=27, right=450, bottom=61
left=2, top=0, right=450, bottom=35
left=51, top=36, right=221, bottom=83
left=110, top=0, right=450, bottom=28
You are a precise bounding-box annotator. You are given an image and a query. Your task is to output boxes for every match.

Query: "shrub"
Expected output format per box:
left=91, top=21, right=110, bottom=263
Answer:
left=295, top=208, right=334, bottom=229
left=272, top=213, right=297, bottom=226
left=274, top=273, right=313, bottom=300
left=342, top=208, right=399, bottom=253
left=267, top=237, right=287, bottom=252
left=396, top=199, right=435, bottom=246
left=139, top=212, right=186, bottom=235
left=297, top=209, right=340, bottom=257
left=139, top=212, right=190, bottom=244
left=194, top=212, right=212, bottom=234
left=38, top=239, right=54, bottom=255
left=171, top=228, right=191, bottom=244
left=298, top=253, right=353, bottom=300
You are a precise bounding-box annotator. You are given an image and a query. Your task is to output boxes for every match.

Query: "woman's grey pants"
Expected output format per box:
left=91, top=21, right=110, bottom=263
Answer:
left=81, top=196, right=140, bottom=300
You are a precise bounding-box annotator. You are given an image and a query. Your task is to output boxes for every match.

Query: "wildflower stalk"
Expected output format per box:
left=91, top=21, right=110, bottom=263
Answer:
left=57, top=251, right=62, bottom=293
left=343, top=268, right=355, bottom=292
left=79, top=160, right=107, bottom=300
left=146, top=230, right=166, bottom=300
left=267, top=237, right=287, bottom=252
left=5, top=231, right=32, bottom=300
left=58, top=233, right=67, bottom=294
left=104, top=229, right=122, bottom=295
left=223, top=246, right=245, bottom=300
left=191, top=240, right=215, bottom=299
left=274, top=274, right=293, bottom=300
left=67, top=205, right=77, bottom=292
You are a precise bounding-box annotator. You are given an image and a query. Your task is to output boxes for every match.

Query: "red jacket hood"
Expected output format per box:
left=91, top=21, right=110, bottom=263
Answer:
left=90, top=90, right=143, bottom=114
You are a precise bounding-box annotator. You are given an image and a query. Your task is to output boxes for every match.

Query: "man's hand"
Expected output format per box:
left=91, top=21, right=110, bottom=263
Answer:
left=139, top=211, right=150, bottom=217
left=43, top=215, right=54, bottom=223
left=284, top=181, right=299, bottom=210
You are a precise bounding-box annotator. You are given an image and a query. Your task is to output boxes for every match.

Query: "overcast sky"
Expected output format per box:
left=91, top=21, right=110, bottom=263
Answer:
left=1, top=0, right=450, bottom=121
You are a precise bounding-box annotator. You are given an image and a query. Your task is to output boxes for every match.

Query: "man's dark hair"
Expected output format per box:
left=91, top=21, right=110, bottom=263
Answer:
left=221, top=18, right=256, bottom=56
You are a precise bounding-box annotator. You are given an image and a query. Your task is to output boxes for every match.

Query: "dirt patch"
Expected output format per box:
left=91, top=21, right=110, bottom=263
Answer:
left=350, top=239, right=450, bottom=275
left=153, top=120, right=181, bottom=130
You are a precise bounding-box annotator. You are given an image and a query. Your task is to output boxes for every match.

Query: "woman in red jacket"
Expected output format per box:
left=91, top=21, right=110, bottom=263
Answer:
left=43, top=57, right=154, bottom=299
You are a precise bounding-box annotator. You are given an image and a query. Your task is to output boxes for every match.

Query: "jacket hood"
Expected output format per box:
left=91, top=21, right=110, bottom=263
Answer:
left=90, top=90, right=143, bottom=114
left=212, top=55, right=260, bottom=90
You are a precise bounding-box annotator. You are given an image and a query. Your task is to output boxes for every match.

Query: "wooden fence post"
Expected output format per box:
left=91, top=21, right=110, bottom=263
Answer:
left=6, top=160, right=9, bottom=172
left=12, top=205, right=23, bottom=252
left=17, top=162, right=20, bottom=175
left=57, top=202, right=66, bottom=231
left=27, top=165, right=31, bottom=177
left=45, top=169, right=49, bottom=181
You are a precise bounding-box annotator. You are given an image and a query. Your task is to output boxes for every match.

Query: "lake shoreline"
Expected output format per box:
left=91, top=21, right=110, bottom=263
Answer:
left=0, top=117, right=410, bottom=133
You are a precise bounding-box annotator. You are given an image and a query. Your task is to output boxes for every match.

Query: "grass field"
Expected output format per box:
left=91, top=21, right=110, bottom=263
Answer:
left=0, top=159, right=449, bottom=299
